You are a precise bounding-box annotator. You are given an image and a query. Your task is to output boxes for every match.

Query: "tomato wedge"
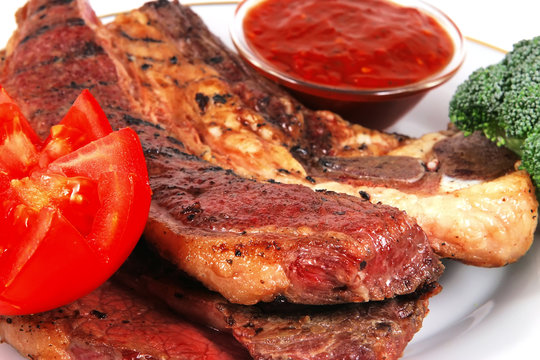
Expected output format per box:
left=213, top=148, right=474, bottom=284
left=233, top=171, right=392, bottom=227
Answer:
left=39, top=89, right=113, bottom=167
left=0, top=88, right=151, bottom=315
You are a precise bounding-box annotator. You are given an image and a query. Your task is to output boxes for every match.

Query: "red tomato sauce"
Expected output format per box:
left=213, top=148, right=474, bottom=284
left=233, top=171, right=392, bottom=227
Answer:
left=243, top=0, right=454, bottom=89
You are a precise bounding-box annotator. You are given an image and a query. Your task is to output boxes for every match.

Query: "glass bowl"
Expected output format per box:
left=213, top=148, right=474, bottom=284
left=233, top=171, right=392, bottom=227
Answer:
left=230, top=0, right=466, bottom=129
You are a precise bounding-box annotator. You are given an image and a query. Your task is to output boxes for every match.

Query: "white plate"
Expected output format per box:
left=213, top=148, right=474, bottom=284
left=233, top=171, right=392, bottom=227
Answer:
left=0, top=1, right=539, bottom=359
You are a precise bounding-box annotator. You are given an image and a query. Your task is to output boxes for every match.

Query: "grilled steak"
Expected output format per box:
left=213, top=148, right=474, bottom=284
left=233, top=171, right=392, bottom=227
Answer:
left=0, top=279, right=251, bottom=360
left=97, top=0, right=537, bottom=267
left=146, top=149, right=442, bottom=305
left=0, top=243, right=438, bottom=360
left=0, top=0, right=443, bottom=305
left=115, top=243, right=440, bottom=360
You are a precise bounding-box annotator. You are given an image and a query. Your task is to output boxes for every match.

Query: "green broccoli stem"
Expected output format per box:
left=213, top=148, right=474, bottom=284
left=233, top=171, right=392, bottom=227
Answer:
left=502, top=137, right=524, bottom=158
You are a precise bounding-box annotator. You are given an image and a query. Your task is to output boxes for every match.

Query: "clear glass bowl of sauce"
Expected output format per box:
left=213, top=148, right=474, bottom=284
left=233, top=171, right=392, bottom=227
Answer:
left=231, top=0, right=465, bottom=129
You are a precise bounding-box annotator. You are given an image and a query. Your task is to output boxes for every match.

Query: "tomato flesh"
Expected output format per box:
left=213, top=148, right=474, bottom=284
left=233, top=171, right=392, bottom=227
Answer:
left=10, top=172, right=101, bottom=237
left=0, top=103, right=40, bottom=179
left=0, top=87, right=151, bottom=315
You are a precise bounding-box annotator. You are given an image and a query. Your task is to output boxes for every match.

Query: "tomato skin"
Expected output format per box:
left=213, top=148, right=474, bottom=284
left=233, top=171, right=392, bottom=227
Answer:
left=0, top=89, right=151, bottom=315
left=0, top=209, right=102, bottom=315
left=50, top=128, right=152, bottom=257
left=39, top=89, right=113, bottom=168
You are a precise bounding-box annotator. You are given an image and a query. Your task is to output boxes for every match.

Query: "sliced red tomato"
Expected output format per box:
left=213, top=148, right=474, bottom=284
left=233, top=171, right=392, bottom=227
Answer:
left=39, top=89, right=113, bottom=168
left=0, top=88, right=151, bottom=315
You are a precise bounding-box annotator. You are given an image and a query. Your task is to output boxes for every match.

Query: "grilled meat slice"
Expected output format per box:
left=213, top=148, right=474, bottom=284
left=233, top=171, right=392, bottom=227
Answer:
left=144, top=146, right=442, bottom=304
left=98, top=1, right=538, bottom=267
left=116, top=243, right=440, bottom=360
left=0, top=0, right=443, bottom=304
left=0, top=280, right=251, bottom=360
left=99, top=0, right=402, bottom=185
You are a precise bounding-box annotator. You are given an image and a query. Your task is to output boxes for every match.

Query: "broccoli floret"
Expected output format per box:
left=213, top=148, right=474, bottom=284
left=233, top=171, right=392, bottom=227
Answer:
left=504, top=37, right=540, bottom=70
left=448, top=64, right=505, bottom=141
left=498, top=79, right=540, bottom=154
left=449, top=36, right=540, bottom=197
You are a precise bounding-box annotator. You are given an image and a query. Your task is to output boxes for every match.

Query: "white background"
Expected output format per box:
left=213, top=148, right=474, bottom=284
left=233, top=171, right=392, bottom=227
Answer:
left=428, top=0, right=540, bottom=52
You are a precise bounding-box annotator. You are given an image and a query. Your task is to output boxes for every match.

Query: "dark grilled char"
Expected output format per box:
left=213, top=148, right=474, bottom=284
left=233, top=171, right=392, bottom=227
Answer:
left=94, top=0, right=538, bottom=270
left=105, top=1, right=520, bottom=194
left=1, top=0, right=443, bottom=306
left=141, top=0, right=309, bottom=143
left=138, top=1, right=402, bottom=164
left=101, top=0, right=406, bottom=182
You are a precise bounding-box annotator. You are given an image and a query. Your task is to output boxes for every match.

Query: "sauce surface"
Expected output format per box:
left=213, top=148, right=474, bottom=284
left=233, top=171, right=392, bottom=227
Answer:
left=243, top=0, right=454, bottom=89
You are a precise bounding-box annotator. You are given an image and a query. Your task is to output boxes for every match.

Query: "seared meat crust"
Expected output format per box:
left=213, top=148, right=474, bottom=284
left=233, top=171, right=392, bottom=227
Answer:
left=144, top=145, right=442, bottom=304
left=0, top=244, right=438, bottom=360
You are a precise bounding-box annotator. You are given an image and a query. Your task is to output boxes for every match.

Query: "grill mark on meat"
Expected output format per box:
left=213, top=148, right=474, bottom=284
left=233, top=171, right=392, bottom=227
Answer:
left=123, top=113, right=164, bottom=130
left=102, top=0, right=538, bottom=268
left=119, top=30, right=164, bottom=43
left=1, top=0, right=443, bottom=306
left=13, top=40, right=105, bottom=76
left=142, top=0, right=306, bottom=139
left=195, top=92, right=210, bottom=113
left=136, top=2, right=412, bottom=166
left=103, top=10, right=310, bottom=182
left=2, top=0, right=115, bottom=137
left=102, top=2, right=471, bottom=196
left=32, top=0, right=75, bottom=16
left=102, top=3, right=404, bottom=184
left=19, top=17, right=84, bottom=45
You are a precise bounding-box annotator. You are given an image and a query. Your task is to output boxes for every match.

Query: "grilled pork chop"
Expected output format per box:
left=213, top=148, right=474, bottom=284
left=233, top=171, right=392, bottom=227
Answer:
left=98, top=0, right=538, bottom=267
left=0, top=0, right=442, bottom=305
